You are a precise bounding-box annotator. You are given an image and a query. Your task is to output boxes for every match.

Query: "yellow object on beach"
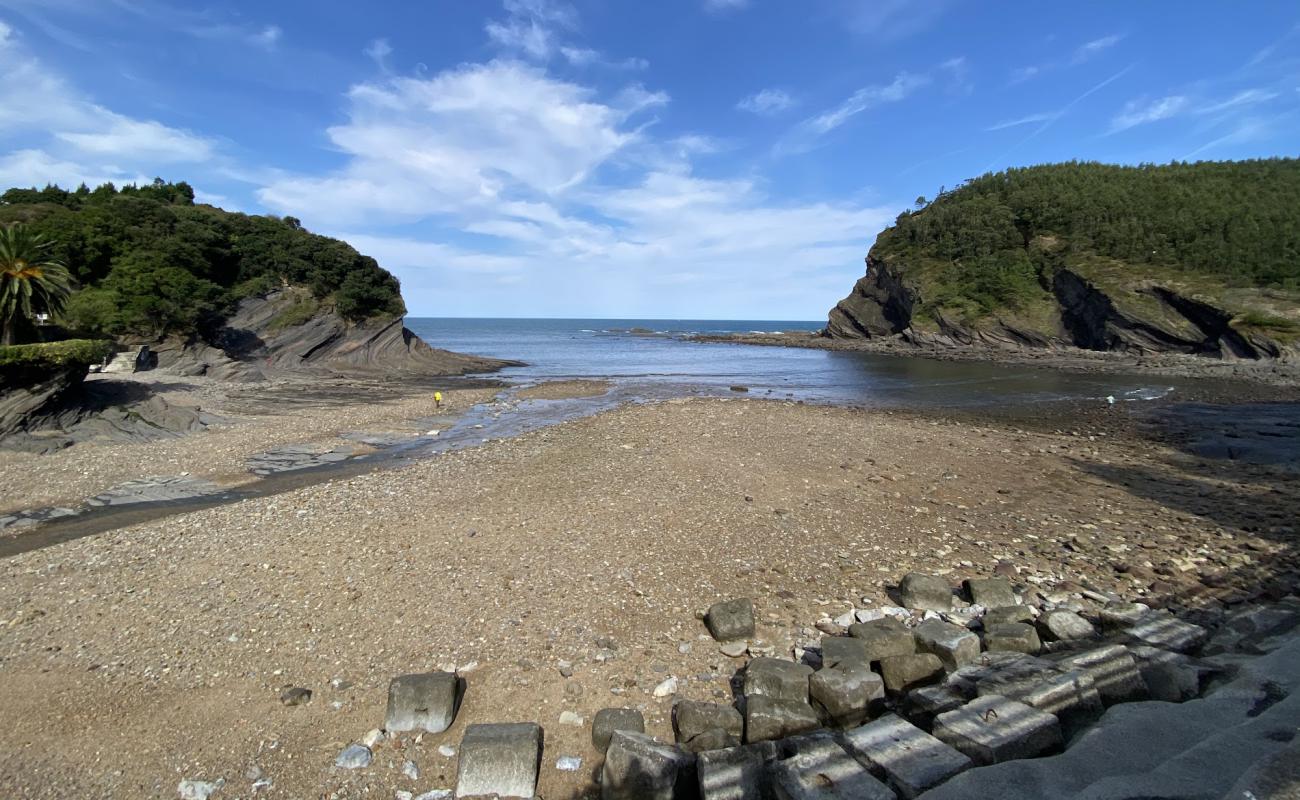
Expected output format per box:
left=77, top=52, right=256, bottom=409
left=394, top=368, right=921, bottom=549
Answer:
left=434, top=391, right=443, bottom=406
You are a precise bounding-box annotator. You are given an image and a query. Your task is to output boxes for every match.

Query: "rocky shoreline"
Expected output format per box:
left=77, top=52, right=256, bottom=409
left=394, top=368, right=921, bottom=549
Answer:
left=692, top=330, right=1300, bottom=389
left=1, top=392, right=1296, bottom=797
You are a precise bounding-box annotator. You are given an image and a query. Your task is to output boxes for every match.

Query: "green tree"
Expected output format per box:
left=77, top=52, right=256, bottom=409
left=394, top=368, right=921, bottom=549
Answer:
left=0, top=223, right=73, bottom=345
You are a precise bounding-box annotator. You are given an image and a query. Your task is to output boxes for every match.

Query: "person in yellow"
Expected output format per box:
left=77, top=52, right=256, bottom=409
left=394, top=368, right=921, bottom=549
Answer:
left=434, top=391, right=443, bottom=410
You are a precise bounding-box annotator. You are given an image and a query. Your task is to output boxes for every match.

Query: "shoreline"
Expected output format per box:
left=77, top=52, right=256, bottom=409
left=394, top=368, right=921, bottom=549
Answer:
left=0, top=390, right=1295, bottom=798
left=693, top=330, right=1300, bottom=388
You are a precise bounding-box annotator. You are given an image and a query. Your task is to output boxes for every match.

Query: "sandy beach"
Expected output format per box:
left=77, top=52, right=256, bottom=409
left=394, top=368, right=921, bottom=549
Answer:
left=1, top=384, right=1296, bottom=798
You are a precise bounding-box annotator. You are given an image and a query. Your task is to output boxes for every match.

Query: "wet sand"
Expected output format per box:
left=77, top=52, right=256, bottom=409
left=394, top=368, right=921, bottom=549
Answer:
left=0, top=387, right=1296, bottom=799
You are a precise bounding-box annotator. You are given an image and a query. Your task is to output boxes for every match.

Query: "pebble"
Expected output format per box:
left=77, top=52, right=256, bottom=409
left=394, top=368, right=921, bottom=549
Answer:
left=178, top=778, right=224, bottom=800
left=559, top=710, right=584, bottom=726
left=362, top=728, right=384, bottom=748
left=720, top=641, right=748, bottom=658
left=402, top=759, right=420, bottom=780
left=279, top=687, right=312, bottom=706
left=334, top=744, right=372, bottom=770
left=652, top=676, right=678, bottom=697
left=438, top=744, right=456, bottom=758
left=414, top=791, right=453, bottom=800
left=556, top=756, right=583, bottom=772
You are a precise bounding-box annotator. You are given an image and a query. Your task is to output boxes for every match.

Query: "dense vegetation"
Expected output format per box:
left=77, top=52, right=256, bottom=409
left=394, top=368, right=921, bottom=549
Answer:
left=0, top=339, right=113, bottom=370
left=882, top=159, right=1300, bottom=321
left=0, top=180, right=405, bottom=339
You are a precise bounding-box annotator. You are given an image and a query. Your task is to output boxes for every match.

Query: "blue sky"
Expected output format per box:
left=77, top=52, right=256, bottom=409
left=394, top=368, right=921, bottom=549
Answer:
left=0, top=1, right=1296, bottom=319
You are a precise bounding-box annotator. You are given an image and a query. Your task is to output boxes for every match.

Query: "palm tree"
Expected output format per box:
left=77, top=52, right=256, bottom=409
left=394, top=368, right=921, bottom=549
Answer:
left=0, top=223, right=73, bottom=346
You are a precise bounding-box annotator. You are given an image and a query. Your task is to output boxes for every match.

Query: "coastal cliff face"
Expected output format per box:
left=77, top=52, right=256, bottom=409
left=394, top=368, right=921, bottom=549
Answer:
left=825, top=161, right=1300, bottom=360
left=827, top=251, right=1299, bottom=359
left=147, top=289, right=514, bottom=381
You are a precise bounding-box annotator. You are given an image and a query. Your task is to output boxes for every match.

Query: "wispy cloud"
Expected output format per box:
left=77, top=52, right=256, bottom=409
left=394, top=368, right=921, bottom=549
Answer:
left=560, top=46, right=648, bottom=70
left=248, top=24, right=281, bottom=50
left=1072, top=34, right=1123, bottom=64
left=365, top=38, right=393, bottom=69
left=737, top=88, right=794, bottom=115
left=1109, top=95, right=1189, bottom=132
left=1184, top=116, right=1274, bottom=159
left=1195, top=88, right=1279, bottom=115
left=703, top=0, right=748, bottom=12
left=842, top=0, right=954, bottom=41
left=984, top=65, right=1133, bottom=170
left=985, top=112, right=1057, bottom=132
left=1011, top=32, right=1124, bottom=84
left=780, top=73, right=928, bottom=153
left=485, top=0, right=577, bottom=60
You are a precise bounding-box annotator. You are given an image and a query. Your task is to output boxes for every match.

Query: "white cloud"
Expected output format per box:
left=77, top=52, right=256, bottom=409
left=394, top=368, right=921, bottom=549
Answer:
left=704, top=0, right=748, bottom=12
left=56, top=115, right=213, bottom=163
left=737, top=88, right=794, bottom=115
left=485, top=0, right=577, bottom=60
left=0, top=27, right=218, bottom=186
left=560, top=46, right=648, bottom=70
left=1109, top=95, right=1189, bottom=132
left=985, top=112, right=1057, bottom=132
left=257, top=49, right=897, bottom=317
left=1073, top=34, right=1122, bottom=64
left=1196, top=88, right=1279, bottom=115
left=779, top=72, right=928, bottom=153
left=249, top=24, right=281, bottom=49
left=365, top=38, right=393, bottom=68
left=844, top=0, right=953, bottom=40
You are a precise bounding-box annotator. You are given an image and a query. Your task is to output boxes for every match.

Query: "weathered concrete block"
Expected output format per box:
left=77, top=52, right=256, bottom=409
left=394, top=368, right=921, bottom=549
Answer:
left=974, top=656, right=1103, bottom=737
left=932, top=695, right=1062, bottom=766
left=1128, top=645, right=1201, bottom=702
left=1050, top=644, right=1148, bottom=705
left=385, top=672, right=460, bottom=734
left=685, top=728, right=740, bottom=754
left=913, top=619, right=981, bottom=671
left=841, top=713, right=971, bottom=799
left=963, top=578, right=1015, bottom=609
left=943, top=652, right=1031, bottom=698
left=983, top=605, right=1033, bottom=626
left=983, top=623, right=1042, bottom=655
left=745, top=658, right=814, bottom=702
left=771, top=736, right=894, bottom=800
left=898, top=573, right=953, bottom=612
left=1035, top=609, right=1096, bottom=642
left=822, top=637, right=871, bottom=669
left=1123, top=611, right=1208, bottom=653
left=676, top=700, right=744, bottom=745
left=902, top=684, right=966, bottom=730
left=744, top=695, right=820, bottom=743
left=848, top=618, right=917, bottom=663
left=593, top=708, right=645, bottom=752
left=698, top=744, right=775, bottom=800
left=708, top=599, right=757, bottom=642
left=1099, top=601, right=1149, bottom=629
left=455, top=723, right=542, bottom=799
left=878, top=654, right=945, bottom=694
left=602, top=731, right=695, bottom=800
left=810, top=662, right=884, bottom=728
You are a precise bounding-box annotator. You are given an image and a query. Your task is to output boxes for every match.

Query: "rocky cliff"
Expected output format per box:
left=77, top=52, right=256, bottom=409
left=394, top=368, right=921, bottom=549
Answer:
left=828, top=250, right=1299, bottom=360
left=826, top=161, right=1300, bottom=360
left=145, top=289, right=515, bottom=381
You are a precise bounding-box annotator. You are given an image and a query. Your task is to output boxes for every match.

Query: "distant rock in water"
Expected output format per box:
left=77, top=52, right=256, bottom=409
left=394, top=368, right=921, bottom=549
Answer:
left=151, top=289, right=517, bottom=381
left=826, top=160, right=1300, bottom=360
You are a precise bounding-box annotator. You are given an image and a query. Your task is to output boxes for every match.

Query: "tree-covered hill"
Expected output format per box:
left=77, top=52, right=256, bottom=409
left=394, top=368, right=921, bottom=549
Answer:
left=829, top=159, right=1300, bottom=356
left=0, top=179, right=405, bottom=339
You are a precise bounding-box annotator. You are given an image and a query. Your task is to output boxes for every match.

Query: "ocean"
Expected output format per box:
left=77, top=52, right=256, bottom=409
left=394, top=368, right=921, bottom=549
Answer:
left=405, top=317, right=1176, bottom=408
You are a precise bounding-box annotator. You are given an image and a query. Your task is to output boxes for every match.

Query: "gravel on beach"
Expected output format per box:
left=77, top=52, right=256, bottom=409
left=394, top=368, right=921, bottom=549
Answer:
left=1, top=392, right=1295, bottom=798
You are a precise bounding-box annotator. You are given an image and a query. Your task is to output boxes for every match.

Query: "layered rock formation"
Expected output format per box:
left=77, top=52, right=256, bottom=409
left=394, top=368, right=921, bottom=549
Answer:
left=828, top=251, right=1298, bottom=359
left=148, top=289, right=514, bottom=381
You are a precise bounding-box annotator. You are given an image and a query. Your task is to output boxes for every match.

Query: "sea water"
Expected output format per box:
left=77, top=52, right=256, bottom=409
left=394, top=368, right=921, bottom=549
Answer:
left=405, top=317, right=1177, bottom=408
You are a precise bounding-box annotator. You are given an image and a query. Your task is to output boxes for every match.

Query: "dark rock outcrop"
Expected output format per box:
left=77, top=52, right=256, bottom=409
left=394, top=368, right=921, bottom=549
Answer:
left=148, top=289, right=517, bottom=381
left=826, top=253, right=1299, bottom=360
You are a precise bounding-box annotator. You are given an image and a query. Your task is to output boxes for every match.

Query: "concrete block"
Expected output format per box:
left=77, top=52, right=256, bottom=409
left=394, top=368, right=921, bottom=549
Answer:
left=983, top=623, right=1041, bottom=655
left=385, top=672, right=460, bottom=734
left=602, top=731, right=695, bottom=800
left=963, top=578, right=1015, bottom=608
left=932, top=695, right=1062, bottom=766
left=878, top=654, right=944, bottom=694
left=708, top=599, right=757, bottom=642
left=898, top=573, right=953, bottom=612
left=1123, top=611, right=1208, bottom=653
left=745, top=695, right=820, bottom=743
left=771, top=739, right=895, bottom=800
left=593, top=708, right=645, bottom=752
left=913, top=619, right=980, bottom=671
left=455, top=723, right=542, bottom=799
left=1050, top=644, right=1148, bottom=705
left=698, top=744, right=775, bottom=800
left=974, top=656, right=1103, bottom=737
left=810, top=663, right=884, bottom=728
left=841, top=713, right=971, bottom=799
left=822, top=637, right=871, bottom=669
left=983, top=606, right=1033, bottom=626
left=745, top=658, right=814, bottom=702
left=848, top=618, right=917, bottom=663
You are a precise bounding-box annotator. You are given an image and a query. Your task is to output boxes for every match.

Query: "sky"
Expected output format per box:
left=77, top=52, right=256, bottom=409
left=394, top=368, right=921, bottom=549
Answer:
left=0, top=1, right=1297, bottom=320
